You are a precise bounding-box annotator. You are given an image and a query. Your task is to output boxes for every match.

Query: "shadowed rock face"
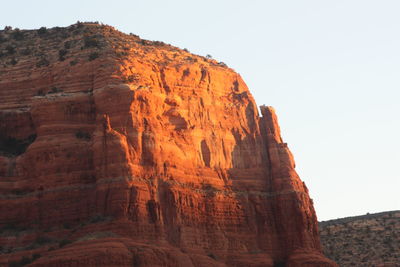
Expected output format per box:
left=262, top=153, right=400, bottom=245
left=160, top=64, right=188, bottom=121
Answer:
left=0, top=23, right=337, bottom=267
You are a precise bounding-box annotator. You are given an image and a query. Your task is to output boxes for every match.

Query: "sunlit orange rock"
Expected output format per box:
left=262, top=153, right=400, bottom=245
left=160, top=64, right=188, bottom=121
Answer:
left=0, top=23, right=337, bottom=266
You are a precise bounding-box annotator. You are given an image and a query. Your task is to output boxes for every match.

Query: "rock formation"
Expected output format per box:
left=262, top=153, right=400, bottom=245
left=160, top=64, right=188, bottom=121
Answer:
left=0, top=23, right=336, bottom=266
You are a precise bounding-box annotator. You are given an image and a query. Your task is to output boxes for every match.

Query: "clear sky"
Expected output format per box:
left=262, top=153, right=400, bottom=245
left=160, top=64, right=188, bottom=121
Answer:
left=2, top=0, right=399, bottom=221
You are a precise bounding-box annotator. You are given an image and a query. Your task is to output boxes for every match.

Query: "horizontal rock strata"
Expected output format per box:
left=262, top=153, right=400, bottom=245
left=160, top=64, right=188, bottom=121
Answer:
left=0, top=23, right=336, bottom=267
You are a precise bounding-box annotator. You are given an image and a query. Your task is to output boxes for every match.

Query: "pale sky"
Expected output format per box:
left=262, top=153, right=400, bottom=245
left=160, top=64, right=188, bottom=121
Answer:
left=2, top=0, right=399, bottom=221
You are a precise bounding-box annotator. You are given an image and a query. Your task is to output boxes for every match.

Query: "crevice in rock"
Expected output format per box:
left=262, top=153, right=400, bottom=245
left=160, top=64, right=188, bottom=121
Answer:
left=147, top=199, right=160, bottom=223
left=201, top=140, right=211, bottom=167
left=160, top=68, right=171, bottom=93
left=0, top=134, right=36, bottom=157
left=0, top=110, right=37, bottom=157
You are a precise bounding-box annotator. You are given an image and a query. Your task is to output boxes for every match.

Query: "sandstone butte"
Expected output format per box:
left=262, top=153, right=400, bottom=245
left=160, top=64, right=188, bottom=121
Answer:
left=0, top=23, right=337, bottom=267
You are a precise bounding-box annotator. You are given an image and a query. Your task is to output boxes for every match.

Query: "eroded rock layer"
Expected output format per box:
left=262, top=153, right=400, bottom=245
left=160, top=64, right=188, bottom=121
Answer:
left=0, top=23, right=336, bottom=267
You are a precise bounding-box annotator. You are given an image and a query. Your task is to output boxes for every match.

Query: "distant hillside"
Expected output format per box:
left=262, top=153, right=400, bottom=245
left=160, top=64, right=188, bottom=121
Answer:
left=319, top=210, right=400, bottom=266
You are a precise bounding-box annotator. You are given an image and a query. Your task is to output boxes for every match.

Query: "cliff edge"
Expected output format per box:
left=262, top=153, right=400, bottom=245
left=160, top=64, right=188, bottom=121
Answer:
left=0, top=23, right=336, bottom=267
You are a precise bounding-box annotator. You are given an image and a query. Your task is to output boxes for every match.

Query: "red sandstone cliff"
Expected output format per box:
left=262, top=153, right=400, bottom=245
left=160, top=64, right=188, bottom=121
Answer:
left=0, top=23, right=337, bottom=267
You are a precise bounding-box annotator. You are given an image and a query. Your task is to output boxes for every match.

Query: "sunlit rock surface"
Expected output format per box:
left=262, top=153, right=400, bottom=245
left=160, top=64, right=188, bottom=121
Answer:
left=0, top=23, right=337, bottom=267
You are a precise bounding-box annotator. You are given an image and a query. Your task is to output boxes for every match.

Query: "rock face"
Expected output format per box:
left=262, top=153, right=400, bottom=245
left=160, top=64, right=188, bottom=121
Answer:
left=0, top=23, right=336, bottom=267
left=320, top=210, right=400, bottom=267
